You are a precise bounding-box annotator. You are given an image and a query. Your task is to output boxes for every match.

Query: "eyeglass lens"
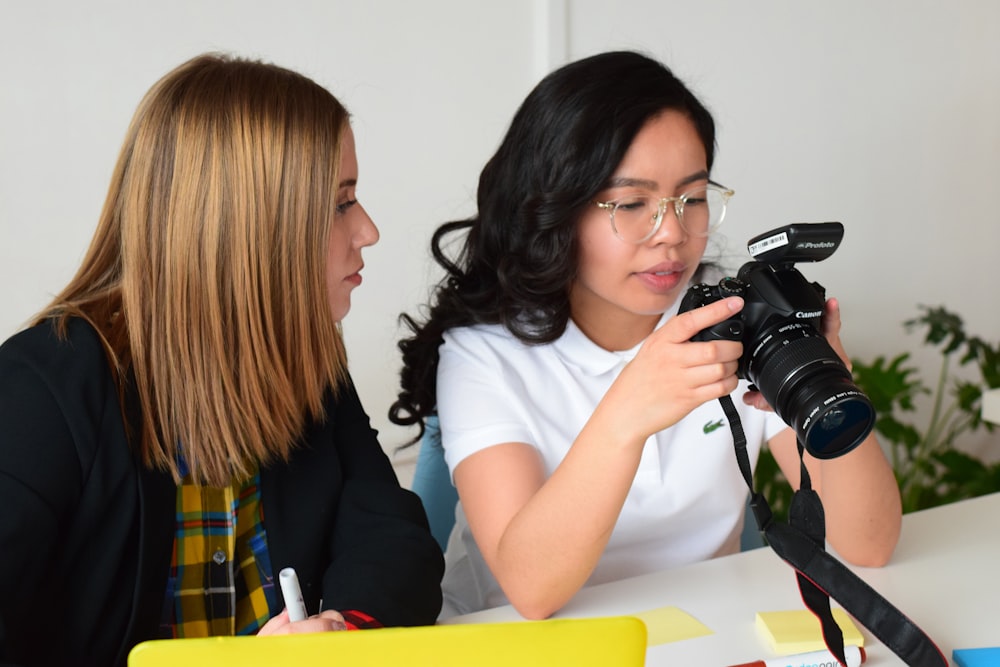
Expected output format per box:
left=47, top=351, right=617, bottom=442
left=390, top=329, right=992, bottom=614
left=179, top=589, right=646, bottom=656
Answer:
left=610, top=187, right=727, bottom=242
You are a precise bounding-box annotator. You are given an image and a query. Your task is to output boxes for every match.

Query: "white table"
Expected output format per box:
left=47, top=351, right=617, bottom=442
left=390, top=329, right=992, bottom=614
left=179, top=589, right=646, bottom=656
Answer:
left=445, top=493, right=999, bottom=665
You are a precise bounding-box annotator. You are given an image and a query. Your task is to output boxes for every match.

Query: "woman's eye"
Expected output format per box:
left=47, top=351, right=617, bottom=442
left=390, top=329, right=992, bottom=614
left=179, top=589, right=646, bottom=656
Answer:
left=615, top=198, right=648, bottom=212
left=336, top=199, right=357, bottom=215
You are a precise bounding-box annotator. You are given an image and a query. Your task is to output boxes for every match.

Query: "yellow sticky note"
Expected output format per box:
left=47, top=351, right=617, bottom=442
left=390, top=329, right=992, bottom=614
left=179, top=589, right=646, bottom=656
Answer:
left=755, top=609, right=864, bottom=655
left=631, top=606, right=713, bottom=646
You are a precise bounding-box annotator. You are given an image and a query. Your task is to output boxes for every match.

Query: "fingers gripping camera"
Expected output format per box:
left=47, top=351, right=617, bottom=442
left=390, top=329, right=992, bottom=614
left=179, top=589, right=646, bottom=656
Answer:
left=679, top=222, right=875, bottom=459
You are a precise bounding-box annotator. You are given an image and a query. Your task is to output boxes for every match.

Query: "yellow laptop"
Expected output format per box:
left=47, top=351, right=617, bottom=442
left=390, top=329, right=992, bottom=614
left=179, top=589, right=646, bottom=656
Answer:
left=128, top=615, right=647, bottom=666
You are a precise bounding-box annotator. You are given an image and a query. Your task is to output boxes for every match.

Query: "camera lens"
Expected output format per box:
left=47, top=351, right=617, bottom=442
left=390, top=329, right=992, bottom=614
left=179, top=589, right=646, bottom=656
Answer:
left=746, top=322, right=875, bottom=459
left=802, top=394, right=875, bottom=458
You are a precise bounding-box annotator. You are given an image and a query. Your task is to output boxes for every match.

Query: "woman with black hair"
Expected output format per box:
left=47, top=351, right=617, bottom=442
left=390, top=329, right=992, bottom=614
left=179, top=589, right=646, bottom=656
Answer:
left=391, top=50, right=900, bottom=620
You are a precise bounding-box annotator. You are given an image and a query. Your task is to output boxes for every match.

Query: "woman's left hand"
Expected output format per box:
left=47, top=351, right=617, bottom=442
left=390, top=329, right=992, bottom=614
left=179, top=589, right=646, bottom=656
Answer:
left=257, top=608, right=348, bottom=635
left=817, top=296, right=851, bottom=369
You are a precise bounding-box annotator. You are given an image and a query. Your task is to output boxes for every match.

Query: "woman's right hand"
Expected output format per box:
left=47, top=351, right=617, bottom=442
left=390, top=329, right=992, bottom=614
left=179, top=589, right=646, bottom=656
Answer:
left=257, top=608, right=348, bottom=635
left=607, top=296, right=745, bottom=442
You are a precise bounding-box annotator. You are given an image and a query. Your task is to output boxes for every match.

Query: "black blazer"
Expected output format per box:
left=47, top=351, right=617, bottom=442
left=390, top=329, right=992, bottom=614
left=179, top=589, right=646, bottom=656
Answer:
left=0, top=319, right=443, bottom=667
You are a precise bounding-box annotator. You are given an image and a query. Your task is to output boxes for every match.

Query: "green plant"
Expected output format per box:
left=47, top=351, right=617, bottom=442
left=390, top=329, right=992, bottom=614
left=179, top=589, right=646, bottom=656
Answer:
left=755, top=305, right=1000, bottom=518
left=854, top=305, right=1000, bottom=512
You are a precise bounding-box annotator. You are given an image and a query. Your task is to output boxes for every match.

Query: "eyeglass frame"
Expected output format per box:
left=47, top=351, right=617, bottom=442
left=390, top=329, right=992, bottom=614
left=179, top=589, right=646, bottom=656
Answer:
left=593, top=180, right=734, bottom=244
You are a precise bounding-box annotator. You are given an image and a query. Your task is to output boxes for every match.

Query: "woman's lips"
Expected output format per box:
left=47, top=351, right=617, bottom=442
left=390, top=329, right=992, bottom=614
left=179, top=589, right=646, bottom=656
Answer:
left=345, top=266, right=364, bottom=286
left=633, top=262, right=686, bottom=293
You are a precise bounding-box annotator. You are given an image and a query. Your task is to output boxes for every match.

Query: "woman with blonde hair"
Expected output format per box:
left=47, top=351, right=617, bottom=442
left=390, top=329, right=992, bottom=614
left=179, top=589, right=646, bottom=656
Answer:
left=0, top=53, right=442, bottom=666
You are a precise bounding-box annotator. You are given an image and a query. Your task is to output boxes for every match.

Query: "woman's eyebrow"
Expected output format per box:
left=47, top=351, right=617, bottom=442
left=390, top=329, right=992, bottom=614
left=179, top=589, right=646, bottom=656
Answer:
left=338, top=178, right=357, bottom=190
left=603, top=170, right=709, bottom=192
left=678, top=170, right=710, bottom=187
left=605, top=176, right=658, bottom=190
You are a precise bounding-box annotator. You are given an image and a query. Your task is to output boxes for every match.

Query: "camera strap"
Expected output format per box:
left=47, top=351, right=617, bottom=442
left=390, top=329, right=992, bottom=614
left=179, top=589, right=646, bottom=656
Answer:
left=718, top=394, right=948, bottom=667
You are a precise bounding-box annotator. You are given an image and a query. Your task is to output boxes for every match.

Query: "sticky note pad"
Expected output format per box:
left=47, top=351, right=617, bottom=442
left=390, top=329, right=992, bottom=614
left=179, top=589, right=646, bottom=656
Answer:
left=755, top=609, right=864, bottom=654
left=631, top=606, right=713, bottom=646
left=953, top=647, right=1000, bottom=667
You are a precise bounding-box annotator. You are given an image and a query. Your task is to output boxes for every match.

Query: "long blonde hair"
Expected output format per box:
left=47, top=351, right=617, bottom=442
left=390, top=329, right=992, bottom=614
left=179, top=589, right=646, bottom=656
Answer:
left=38, top=53, right=351, bottom=486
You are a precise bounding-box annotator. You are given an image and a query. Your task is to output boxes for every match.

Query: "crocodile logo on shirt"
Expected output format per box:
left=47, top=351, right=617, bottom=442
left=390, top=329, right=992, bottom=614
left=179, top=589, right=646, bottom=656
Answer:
left=703, top=419, right=725, bottom=434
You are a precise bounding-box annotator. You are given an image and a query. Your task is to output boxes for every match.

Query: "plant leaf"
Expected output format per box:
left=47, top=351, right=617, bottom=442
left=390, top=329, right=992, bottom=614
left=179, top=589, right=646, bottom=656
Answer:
left=907, top=305, right=966, bottom=354
left=852, top=353, right=926, bottom=413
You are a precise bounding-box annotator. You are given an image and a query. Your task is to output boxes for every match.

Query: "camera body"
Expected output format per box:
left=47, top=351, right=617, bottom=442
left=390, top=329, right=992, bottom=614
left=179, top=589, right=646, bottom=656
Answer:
left=679, top=222, right=874, bottom=459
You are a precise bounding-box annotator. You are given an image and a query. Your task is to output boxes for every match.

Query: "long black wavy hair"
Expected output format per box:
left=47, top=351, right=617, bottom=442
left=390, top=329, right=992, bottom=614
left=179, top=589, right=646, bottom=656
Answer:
left=390, top=51, right=717, bottom=441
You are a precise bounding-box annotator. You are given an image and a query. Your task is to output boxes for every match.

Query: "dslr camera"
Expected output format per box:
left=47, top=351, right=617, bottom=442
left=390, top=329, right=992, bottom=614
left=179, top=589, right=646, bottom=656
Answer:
left=679, top=222, right=874, bottom=459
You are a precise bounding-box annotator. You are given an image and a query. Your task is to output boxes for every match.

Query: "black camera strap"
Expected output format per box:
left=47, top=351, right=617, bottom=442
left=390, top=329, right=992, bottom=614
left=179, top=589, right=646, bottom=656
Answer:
left=718, top=394, right=948, bottom=667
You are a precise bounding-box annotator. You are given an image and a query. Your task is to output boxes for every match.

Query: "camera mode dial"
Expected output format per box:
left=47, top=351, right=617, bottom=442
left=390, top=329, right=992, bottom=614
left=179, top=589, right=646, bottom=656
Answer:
left=679, top=279, right=746, bottom=343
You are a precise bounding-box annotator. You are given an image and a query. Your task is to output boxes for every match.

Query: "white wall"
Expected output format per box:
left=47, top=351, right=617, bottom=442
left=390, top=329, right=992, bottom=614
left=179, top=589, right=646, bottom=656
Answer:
left=2, top=1, right=998, bottom=478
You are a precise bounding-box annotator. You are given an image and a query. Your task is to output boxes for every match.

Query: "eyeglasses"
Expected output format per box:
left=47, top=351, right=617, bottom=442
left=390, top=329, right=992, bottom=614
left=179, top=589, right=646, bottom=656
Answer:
left=593, top=181, right=734, bottom=244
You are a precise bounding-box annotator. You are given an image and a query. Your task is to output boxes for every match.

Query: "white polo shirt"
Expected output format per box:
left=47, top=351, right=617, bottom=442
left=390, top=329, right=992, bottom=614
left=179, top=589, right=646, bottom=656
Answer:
left=436, top=300, right=789, bottom=618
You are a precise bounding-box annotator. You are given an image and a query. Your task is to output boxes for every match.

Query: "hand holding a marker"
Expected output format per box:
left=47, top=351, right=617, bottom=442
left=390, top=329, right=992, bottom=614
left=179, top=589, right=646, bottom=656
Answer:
left=257, top=568, right=348, bottom=636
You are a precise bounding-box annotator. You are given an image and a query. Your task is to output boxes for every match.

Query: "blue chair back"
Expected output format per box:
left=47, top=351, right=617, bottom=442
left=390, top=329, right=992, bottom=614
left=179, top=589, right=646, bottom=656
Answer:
left=411, top=416, right=458, bottom=551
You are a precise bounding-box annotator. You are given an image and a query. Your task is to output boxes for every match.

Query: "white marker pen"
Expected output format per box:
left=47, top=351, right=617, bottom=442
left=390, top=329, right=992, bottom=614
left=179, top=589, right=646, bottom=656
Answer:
left=279, top=567, right=309, bottom=622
